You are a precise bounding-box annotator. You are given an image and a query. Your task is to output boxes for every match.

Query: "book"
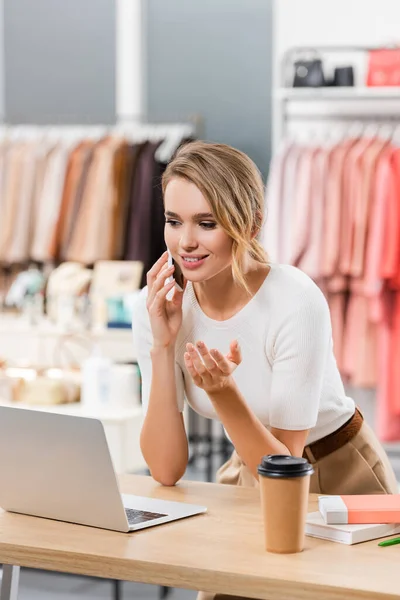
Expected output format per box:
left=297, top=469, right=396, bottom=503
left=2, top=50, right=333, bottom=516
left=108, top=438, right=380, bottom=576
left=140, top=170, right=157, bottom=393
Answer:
left=318, top=494, right=400, bottom=524
left=306, top=511, right=400, bottom=545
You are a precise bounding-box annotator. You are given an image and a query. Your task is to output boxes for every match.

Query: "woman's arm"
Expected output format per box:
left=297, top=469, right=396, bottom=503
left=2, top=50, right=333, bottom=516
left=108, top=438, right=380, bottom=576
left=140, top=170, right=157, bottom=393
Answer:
left=132, top=254, right=189, bottom=487
left=208, top=382, right=309, bottom=478
left=140, top=346, right=188, bottom=486
left=185, top=284, right=330, bottom=479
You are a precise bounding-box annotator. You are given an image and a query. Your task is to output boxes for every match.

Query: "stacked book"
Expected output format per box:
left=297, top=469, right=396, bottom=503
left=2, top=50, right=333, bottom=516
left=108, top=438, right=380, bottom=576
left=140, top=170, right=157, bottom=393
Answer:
left=306, top=495, right=400, bottom=545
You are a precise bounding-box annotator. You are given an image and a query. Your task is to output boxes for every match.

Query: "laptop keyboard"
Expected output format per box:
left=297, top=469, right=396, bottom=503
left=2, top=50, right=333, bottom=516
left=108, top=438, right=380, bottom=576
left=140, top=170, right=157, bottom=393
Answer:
left=125, top=508, right=168, bottom=526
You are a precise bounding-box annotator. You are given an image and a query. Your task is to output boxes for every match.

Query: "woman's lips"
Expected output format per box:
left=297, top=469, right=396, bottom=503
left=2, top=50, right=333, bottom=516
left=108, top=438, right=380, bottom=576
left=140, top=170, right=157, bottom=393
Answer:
left=180, top=255, right=209, bottom=270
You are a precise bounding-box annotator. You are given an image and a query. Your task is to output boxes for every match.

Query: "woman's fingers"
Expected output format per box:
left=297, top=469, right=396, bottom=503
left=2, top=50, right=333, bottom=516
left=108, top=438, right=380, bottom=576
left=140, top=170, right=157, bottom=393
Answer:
left=149, top=279, right=176, bottom=313
left=186, top=343, right=207, bottom=375
left=195, top=341, right=218, bottom=371
left=146, top=251, right=169, bottom=293
left=146, top=251, right=168, bottom=284
left=184, top=352, right=202, bottom=386
left=228, top=340, right=242, bottom=365
left=147, top=262, right=174, bottom=306
left=209, top=348, right=231, bottom=374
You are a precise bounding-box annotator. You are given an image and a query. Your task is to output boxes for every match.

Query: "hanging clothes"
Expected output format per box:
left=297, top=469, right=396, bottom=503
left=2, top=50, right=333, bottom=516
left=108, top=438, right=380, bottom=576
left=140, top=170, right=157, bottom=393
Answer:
left=263, top=132, right=400, bottom=441
left=0, top=125, right=192, bottom=271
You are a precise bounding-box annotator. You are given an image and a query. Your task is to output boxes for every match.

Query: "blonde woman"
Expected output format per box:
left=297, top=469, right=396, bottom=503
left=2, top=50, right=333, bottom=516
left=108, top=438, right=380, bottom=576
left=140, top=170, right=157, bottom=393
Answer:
left=132, top=140, right=397, bottom=499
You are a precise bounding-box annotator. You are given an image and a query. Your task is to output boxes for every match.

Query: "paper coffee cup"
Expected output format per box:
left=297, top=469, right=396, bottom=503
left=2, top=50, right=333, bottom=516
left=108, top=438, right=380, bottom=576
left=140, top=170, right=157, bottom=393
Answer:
left=257, top=455, right=313, bottom=554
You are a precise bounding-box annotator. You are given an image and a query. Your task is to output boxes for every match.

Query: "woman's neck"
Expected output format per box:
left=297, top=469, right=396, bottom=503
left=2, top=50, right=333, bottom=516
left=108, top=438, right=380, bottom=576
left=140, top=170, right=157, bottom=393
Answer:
left=192, top=261, right=270, bottom=321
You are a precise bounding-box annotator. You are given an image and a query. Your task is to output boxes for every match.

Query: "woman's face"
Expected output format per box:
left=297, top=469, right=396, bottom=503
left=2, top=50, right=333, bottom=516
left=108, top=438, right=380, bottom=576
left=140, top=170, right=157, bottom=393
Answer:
left=164, top=177, right=233, bottom=284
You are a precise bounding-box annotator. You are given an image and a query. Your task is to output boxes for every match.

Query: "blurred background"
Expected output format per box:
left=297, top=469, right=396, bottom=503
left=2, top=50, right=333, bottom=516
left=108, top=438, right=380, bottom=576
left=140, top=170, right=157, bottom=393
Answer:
left=1, top=0, right=400, bottom=597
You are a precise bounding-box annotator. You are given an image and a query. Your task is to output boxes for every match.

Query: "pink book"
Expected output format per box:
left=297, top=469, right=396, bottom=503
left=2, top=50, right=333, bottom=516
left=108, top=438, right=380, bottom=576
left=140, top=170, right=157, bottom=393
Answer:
left=318, top=495, right=400, bottom=524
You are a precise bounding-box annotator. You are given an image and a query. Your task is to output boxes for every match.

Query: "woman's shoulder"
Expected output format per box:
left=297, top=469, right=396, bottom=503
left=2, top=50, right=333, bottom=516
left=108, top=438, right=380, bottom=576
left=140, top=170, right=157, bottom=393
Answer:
left=266, top=263, right=328, bottom=316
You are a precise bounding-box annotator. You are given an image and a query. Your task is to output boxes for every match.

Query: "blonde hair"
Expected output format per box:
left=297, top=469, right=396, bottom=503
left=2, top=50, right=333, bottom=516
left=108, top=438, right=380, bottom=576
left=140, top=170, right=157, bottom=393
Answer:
left=162, top=141, right=268, bottom=294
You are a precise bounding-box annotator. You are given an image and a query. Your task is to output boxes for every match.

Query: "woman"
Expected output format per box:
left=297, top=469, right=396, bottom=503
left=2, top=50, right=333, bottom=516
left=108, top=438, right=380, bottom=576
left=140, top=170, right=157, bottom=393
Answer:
left=132, top=140, right=397, bottom=496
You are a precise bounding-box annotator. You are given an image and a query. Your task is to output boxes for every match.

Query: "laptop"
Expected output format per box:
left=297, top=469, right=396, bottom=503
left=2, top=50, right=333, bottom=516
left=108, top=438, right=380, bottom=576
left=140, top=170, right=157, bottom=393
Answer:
left=0, top=406, right=207, bottom=532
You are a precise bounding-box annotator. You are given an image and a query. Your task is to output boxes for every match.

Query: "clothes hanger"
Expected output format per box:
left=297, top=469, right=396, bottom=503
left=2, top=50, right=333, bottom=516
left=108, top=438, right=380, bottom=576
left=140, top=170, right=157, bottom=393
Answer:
left=347, top=120, right=364, bottom=139
left=363, top=121, right=380, bottom=139
left=391, top=122, right=400, bottom=146
left=377, top=121, right=394, bottom=141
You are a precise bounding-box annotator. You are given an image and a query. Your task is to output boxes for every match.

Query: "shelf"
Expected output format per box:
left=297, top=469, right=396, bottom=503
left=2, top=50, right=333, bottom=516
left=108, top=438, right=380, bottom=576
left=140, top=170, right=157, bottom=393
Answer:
left=275, top=87, right=400, bottom=101
left=0, top=398, right=143, bottom=423
left=0, top=315, right=132, bottom=340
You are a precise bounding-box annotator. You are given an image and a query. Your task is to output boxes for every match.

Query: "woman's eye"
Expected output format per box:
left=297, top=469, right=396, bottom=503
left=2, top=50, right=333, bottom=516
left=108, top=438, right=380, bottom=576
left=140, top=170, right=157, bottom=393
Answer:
left=200, top=222, right=217, bottom=230
left=165, top=219, right=180, bottom=227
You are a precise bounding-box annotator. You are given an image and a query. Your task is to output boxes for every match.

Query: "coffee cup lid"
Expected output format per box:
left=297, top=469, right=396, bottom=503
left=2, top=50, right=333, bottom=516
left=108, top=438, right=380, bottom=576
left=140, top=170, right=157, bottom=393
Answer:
left=257, top=454, right=314, bottom=478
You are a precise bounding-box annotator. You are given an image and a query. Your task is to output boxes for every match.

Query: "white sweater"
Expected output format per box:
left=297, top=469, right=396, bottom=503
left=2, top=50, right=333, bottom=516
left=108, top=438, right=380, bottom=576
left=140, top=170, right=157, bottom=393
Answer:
left=132, top=264, right=355, bottom=445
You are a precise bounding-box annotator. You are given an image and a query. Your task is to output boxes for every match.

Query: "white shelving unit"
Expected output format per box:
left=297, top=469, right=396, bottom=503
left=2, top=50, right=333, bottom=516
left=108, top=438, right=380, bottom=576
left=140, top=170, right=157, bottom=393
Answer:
left=273, top=86, right=400, bottom=153
left=0, top=398, right=145, bottom=474
left=0, top=314, right=146, bottom=474
left=275, top=86, right=400, bottom=100
left=0, top=315, right=135, bottom=365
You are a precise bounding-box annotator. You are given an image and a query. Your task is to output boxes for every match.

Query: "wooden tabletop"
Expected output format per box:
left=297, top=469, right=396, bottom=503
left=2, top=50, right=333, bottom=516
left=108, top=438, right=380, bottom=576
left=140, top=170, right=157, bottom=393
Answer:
left=0, top=475, right=398, bottom=600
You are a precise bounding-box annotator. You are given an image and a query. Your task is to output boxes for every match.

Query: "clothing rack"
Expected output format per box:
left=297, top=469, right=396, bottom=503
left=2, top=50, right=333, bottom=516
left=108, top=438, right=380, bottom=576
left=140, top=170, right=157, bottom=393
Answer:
left=0, top=115, right=230, bottom=480
left=284, top=114, right=400, bottom=123
left=268, top=48, right=400, bottom=447
left=0, top=117, right=200, bottom=163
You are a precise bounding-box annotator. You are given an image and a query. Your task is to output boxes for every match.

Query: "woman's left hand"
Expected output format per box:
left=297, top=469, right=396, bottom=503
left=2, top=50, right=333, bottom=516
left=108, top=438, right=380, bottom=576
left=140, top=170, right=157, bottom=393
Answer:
left=184, top=340, right=242, bottom=393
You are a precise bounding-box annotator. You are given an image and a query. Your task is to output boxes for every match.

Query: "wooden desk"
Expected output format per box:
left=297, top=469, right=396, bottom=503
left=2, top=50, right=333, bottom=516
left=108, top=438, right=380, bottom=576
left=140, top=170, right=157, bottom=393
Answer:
left=0, top=475, right=398, bottom=600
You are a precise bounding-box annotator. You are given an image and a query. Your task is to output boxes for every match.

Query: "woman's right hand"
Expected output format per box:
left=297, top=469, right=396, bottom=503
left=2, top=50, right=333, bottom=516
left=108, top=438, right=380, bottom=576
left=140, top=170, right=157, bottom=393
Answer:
left=146, top=251, right=185, bottom=349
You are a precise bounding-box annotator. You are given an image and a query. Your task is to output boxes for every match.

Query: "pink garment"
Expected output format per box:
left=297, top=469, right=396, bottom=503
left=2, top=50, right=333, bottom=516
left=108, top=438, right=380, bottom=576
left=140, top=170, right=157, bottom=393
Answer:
left=280, top=144, right=303, bottom=264
left=322, top=140, right=358, bottom=375
left=386, top=150, right=400, bottom=288
left=345, top=140, right=391, bottom=387
left=350, top=138, right=389, bottom=278
left=363, top=149, right=400, bottom=438
left=299, top=146, right=330, bottom=280
left=389, top=292, right=400, bottom=417
left=376, top=289, right=400, bottom=441
left=262, top=141, right=295, bottom=262
left=326, top=291, right=347, bottom=374
left=320, top=139, right=357, bottom=278
left=339, top=137, right=375, bottom=276
left=385, top=151, right=400, bottom=418
left=291, top=147, right=319, bottom=267
left=364, top=149, right=396, bottom=322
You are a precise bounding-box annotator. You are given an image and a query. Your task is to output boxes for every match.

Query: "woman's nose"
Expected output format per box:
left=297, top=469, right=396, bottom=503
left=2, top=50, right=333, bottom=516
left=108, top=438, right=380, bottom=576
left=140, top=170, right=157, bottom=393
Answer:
left=180, top=227, right=198, bottom=250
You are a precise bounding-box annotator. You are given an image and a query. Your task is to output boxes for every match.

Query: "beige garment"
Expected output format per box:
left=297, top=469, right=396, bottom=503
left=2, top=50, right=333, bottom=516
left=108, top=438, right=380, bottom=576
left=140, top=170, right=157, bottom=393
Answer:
left=197, top=421, right=397, bottom=600
left=31, top=140, right=75, bottom=263
left=0, top=140, right=9, bottom=262
left=48, top=140, right=94, bottom=261
left=0, top=142, right=25, bottom=262
left=305, top=420, right=398, bottom=494
left=6, top=142, right=38, bottom=264
left=29, top=141, right=57, bottom=258
left=67, top=137, right=123, bottom=264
